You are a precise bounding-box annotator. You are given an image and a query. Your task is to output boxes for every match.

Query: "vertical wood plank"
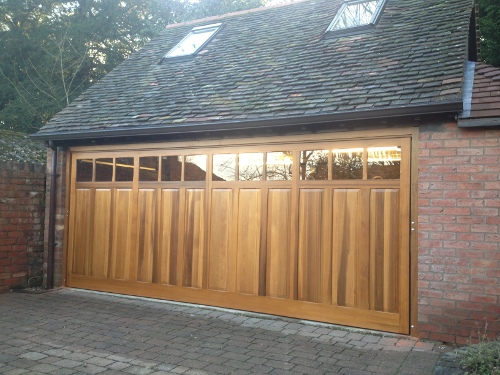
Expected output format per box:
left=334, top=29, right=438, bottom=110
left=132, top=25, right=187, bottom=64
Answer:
left=321, top=188, right=333, bottom=306
left=228, top=188, right=239, bottom=293
left=152, top=188, right=161, bottom=284
left=357, top=188, right=370, bottom=309
left=72, top=189, right=91, bottom=275
left=183, top=189, right=205, bottom=288
left=208, top=189, right=232, bottom=291
left=137, top=189, right=156, bottom=283
left=110, top=189, right=133, bottom=280
left=297, top=189, right=323, bottom=303
left=236, top=189, right=261, bottom=295
left=370, top=189, right=400, bottom=313
left=332, top=189, right=362, bottom=308
left=91, top=189, right=111, bottom=277
left=267, top=189, right=291, bottom=299
left=159, top=189, right=180, bottom=285
left=259, top=188, right=269, bottom=296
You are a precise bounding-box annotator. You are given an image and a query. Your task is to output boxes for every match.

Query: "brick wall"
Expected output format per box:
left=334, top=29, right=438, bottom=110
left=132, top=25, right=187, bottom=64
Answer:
left=0, top=162, right=46, bottom=292
left=418, top=122, right=500, bottom=344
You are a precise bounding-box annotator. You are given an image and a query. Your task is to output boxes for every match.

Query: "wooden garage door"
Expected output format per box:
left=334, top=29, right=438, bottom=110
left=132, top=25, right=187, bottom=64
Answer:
left=67, top=135, right=411, bottom=334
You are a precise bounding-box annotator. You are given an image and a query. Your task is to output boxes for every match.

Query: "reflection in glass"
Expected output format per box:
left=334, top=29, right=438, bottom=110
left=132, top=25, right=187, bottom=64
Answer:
left=367, top=146, right=401, bottom=179
left=300, top=150, right=328, bottom=180
left=76, top=159, right=93, bottom=182
left=238, top=153, right=263, bottom=181
left=330, top=0, right=381, bottom=30
left=95, top=158, right=113, bottom=182
left=332, top=148, right=363, bottom=180
left=165, top=24, right=221, bottom=58
left=185, top=155, right=207, bottom=181
left=213, top=154, right=236, bottom=181
left=161, top=156, right=182, bottom=181
left=267, top=152, right=293, bottom=181
left=139, top=157, right=159, bottom=182
left=115, top=157, right=134, bottom=182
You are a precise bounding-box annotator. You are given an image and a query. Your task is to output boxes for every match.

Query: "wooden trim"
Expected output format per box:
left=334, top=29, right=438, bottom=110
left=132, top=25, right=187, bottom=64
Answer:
left=398, top=137, right=412, bottom=334
left=69, top=128, right=416, bottom=154
left=410, top=126, right=419, bottom=337
left=290, top=151, right=299, bottom=301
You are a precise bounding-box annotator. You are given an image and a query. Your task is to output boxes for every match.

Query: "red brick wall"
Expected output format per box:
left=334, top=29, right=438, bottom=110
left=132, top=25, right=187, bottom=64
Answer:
left=0, top=162, right=46, bottom=292
left=418, top=122, right=500, bottom=344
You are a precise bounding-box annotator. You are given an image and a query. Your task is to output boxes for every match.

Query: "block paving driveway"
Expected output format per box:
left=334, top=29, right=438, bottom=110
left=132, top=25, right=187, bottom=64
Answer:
left=0, top=289, right=446, bottom=374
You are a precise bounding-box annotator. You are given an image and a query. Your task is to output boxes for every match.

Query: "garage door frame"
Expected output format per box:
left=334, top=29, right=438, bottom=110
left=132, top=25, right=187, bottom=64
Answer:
left=63, top=127, right=419, bottom=335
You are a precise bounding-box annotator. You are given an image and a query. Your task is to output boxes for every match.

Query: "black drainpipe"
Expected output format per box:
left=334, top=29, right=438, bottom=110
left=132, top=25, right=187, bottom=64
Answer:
left=46, top=142, right=57, bottom=289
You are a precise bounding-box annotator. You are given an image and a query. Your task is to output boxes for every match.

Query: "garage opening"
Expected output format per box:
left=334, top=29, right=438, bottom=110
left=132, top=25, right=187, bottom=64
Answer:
left=67, top=133, right=411, bottom=334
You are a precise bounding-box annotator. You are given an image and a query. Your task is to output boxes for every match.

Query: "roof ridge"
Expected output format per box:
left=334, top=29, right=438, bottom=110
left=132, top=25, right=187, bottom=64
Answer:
left=165, top=0, right=308, bottom=29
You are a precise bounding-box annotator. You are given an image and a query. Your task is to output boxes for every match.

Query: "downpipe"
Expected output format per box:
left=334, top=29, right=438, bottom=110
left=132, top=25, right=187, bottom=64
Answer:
left=46, top=141, right=57, bottom=289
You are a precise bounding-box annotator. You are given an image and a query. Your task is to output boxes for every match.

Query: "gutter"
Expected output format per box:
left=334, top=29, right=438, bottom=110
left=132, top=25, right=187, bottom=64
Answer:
left=31, top=101, right=463, bottom=143
left=46, top=142, right=57, bottom=289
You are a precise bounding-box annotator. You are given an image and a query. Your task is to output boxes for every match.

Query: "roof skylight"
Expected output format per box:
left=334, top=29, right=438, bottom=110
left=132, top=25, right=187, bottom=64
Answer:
left=164, top=23, right=222, bottom=58
left=328, top=0, right=386, bottom=31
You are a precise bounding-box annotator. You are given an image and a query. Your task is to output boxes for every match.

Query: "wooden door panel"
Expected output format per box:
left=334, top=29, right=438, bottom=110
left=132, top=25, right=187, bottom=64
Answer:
left=137, top=189, right=156, bottom=283
left=68, top=135, right=411, bottom=334
left=370, top=189, right=400, bottom=313
left=208, top=189, right=232, bottom=291
left=331, top=189, right=370, bottom=309
left=91, top=189, right=112, bottom=278
left=236, top=189, right=261, bottom=295
left=266, top=189, right=291, bottom=299
left=73, top=189, right=92, bottom=276
left=110, top=189, right=134, bottom=280
left=159, top=189, right=180, bottom=285
left=297, top=189, right=324, bottom=303
left=183, top=189, right=205, bottom=288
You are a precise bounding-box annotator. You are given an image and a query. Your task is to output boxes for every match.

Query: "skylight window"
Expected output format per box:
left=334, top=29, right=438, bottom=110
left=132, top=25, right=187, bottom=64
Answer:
left=328, top=0, right=385, bottom=31
left=165, top=23, right=222, bottom=58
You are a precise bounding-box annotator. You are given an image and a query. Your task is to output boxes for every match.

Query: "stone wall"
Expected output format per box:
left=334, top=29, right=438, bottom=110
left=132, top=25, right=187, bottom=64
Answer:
left=0, top=162, right=46, bottom=292
left=418, top=122, right=500, bottom=344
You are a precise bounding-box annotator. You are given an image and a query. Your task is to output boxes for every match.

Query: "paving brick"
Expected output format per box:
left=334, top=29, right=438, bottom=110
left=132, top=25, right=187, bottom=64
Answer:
left=0, top=290, right=443, bottom=375
left=75, top=363, right=107, bottom=374
left=19, top=351, right=47, bottom=361
left=107, top=362, right=131, bottom=371
left=123, top=365, right=155, bottom=374
left=52, top=359, right=83, bottom=369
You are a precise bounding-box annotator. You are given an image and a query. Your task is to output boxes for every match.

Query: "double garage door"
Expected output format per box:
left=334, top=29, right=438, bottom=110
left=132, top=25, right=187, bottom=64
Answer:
left=67, top=133, right=411, bottom=334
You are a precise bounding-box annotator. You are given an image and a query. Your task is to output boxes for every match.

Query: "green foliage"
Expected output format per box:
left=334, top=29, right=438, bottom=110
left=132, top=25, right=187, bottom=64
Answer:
left=185, top=0, right=266, bottom=19
left=479, top=0, right=500, bottom=67
left=461, top=340, right=500, bottom=375
left=460, top=325, right=500, bottom=375
left=0, top=0, right=267, bottom=134
left=0, top=130, right=46, bottom=163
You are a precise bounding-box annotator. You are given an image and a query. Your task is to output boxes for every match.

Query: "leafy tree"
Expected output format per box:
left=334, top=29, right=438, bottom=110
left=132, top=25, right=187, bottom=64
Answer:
left=0, top=0, right=267, bottom=133
left=185, top=0, right=265, bottom=19
left=479, top=0, right=500, bottom=67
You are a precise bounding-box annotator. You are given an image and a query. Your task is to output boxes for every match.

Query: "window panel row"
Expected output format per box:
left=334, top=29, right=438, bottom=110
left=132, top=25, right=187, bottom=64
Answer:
left=76, top=146, right=401, bottom=183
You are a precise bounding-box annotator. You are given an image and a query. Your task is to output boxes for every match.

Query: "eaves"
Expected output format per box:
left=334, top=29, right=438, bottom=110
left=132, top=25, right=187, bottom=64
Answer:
left=32, top=101, right=463, bottom=144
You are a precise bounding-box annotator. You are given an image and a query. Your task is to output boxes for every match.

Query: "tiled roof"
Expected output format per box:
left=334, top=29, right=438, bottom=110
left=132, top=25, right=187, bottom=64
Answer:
left=470, top=63, right=500, bottom=118
left=34, top=0, right=474, bottom=140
